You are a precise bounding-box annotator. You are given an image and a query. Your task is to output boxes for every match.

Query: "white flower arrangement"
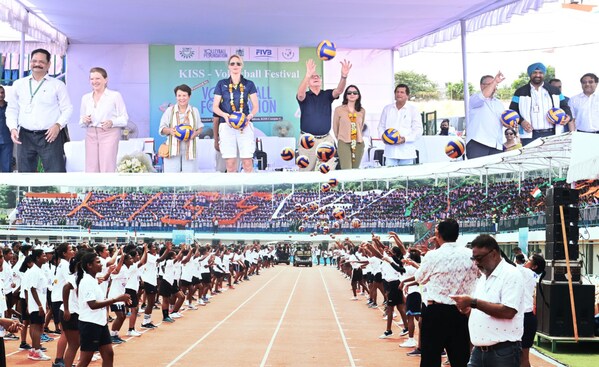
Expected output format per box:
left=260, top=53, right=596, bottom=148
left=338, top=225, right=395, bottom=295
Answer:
left=117, top=152, right=155, bottom=173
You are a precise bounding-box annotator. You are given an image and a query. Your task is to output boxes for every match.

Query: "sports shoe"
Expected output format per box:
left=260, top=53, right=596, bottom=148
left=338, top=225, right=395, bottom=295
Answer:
left=20, top=342, right=33, bottom=350
left=41, top=333, right=55, bottom=342
left=186, top=304, right=198, bottom=310
left=28, top=349, right=51, bottom=361
left=170, top=312, right=183, bottom=319
left=197, top=299, right=206, bottom=306
left=111, top=335, right=124, bottom=344
left=406, top=348, right=422, bottom=357
left=52, top=358, right=66, bottom=367
left=126, top=329, right=142, bottom=337
left=107, top=316, right=115, bottom=322
left=368, top=303, right=378, bottom=308
left=141, top=322, right=157, bottom=329
left=92, top=352, right=101, bottom=362
left=4, top=333, right=19, bottom=341
left=400, top=338, right=417, bottom=348
left=350, top=296, right=358, bottom=301
left=162, top=316, right=175, bottom=323
left=400, top=328, right=409, bottom=336
left=379, top=330, right=393, bottom=339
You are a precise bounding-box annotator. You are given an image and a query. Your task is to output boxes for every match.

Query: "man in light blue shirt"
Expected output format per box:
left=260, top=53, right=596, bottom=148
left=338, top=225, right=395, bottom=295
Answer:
left=466, top=72, right=506, bottom=159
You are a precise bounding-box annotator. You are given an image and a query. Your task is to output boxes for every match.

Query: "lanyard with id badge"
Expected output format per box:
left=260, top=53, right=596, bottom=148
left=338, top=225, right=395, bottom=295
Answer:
left=25, top=78, right=46, bottom=113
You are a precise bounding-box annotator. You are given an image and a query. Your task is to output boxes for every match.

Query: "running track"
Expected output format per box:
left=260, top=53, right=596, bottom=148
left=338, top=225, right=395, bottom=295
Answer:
left=5, top=265, right=558, bottom=366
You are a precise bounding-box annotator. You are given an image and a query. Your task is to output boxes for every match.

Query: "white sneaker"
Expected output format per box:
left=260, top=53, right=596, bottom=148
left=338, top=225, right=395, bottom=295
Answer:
left=127, top=329, right=142, bottom=337
left=197, top=299, right=206, bottom=306
left=170, top=312, right=183, bottom=319
left=28, top=349, right=51, bottom=361
left=92, top=352, right=101, bottom=361
left=400, top=338, right=417, bottom=348
left=186, top=304, right=198, bottom=310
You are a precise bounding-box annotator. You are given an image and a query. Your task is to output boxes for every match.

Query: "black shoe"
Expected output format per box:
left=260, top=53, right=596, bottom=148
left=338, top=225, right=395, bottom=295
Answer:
left=107, top=316, right=115, bottom=322
left=19, top=342, right=32, bottom=350
left=141, top=322, right=157, bottom=329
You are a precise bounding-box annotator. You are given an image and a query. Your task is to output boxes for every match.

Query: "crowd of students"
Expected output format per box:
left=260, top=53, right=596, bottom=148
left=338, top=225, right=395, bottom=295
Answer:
left=0, top=239, right=276, bottom=366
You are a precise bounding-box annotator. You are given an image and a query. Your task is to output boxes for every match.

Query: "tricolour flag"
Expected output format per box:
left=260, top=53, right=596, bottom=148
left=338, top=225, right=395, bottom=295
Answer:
left=531, top=187, right=542, bottom=199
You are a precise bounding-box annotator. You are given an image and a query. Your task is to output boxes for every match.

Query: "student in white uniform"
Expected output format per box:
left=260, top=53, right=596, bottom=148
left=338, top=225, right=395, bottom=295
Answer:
left=124, top=245, right=148, bottom=336
left=60, top=250, right=86, bottom=367
left=50, top=243, right=75, bottom=367
left=107, top=249, right=127, bottom=344
left=25, top=249, right=50, bottom=361
left=76, top=252, right=130, bottom=367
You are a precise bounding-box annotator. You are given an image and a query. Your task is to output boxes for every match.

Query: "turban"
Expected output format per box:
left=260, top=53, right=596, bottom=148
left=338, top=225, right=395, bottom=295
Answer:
left=527, top=62, right=546, bottom=76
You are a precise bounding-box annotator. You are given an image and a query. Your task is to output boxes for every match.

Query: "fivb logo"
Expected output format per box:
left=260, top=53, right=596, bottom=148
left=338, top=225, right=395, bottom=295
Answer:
left=252, top=47, right=276, bottom=61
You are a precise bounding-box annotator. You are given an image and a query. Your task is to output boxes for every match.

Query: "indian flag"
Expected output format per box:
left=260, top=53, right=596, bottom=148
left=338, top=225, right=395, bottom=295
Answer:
left=531, top=187, right=542, bottom=199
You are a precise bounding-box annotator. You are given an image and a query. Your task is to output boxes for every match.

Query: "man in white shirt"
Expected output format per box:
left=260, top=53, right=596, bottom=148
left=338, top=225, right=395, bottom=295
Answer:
left=569, top=73, right=599, bottom=134
left=466, top=72, right=506, bottom=159
left=451, top=234, right=524, bottom=367
left=5, top=48, right=73, bottom=172
left=378, top=84, right=423, bottom=166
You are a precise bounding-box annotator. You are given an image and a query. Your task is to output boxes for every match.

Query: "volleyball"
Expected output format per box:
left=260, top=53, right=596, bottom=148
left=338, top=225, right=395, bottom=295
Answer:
left=317, top=40, right=336, bottom=61
left=300, top=133, right=315, bottom=149
left=174, top=124, right=193, bottom=141
left=318, top=162, right=331, bottom=174
left=332, top=221, right=340, bottom=229
left=547, top=107, right=567, bottom=125
left=228, top=112, right=247, bottom=129
left=321, top=183, right=331, bottom=193
left=280, top=147, right=295, bottom=161
left=316, top=142, right=336, bottom=162
left=351, top=218, right=361, bottom=228
left=296, top=155, right=310, bottom=168
left=445, top=138, right=466, bottom=159
left=332, top=207, right=345, bottom=220
left=298, top=225, right=305, bottom=232
left=500, top=110, right=520, bottom=128
left=382, top=128, right=401, bottom=145
left=328, top=178, right=338, bottom=187
left=323, top=226, right=330, bottom=234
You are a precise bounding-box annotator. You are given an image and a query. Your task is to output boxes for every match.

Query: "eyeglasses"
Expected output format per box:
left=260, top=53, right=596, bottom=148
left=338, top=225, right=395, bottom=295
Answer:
left=229, top=62, right=242, bottom=66
left=581, top=80, right=596, bottom=85
left=470, top=249, right=495, bottom=262
left=346, top=91, right=359, bottom=95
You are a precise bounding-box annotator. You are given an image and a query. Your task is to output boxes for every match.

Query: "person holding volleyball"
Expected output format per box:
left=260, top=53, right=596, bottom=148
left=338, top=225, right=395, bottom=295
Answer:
left=212, top=55, right=259, bottom=173
left=158, top=84, right=203, bottom=173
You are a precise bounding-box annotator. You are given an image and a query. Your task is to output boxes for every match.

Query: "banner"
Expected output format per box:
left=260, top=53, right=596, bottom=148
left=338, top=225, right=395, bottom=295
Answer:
left=149, top=45, right=320, bottom=145
left=172, top=229, right=194, bottom=245
left=518, top=227, right=529, bottom=255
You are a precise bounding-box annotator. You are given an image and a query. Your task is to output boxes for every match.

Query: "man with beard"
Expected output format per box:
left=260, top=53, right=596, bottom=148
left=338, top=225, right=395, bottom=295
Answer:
left=509, top=63, right=572, bottom=146
left=451, top=234, right=524, bottom=367
left=6, top=49, right=73, bottom=172
left=569, top=73, right=599, bottom=134
left=466, top=72, right=505, bottom=159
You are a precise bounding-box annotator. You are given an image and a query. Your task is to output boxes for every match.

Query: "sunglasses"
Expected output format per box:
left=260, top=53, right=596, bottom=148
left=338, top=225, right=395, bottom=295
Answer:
left=470, top=248, right=495, bottom=262
left=346, top=91, right=359, bottom=95
left=505, top=132, right=515, bottom=136
left=229, top=62, right=242, bottom=66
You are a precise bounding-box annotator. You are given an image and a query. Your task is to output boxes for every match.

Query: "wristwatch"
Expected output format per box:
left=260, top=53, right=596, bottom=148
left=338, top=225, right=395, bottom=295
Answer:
left=470, top=298, right=478, bottom=309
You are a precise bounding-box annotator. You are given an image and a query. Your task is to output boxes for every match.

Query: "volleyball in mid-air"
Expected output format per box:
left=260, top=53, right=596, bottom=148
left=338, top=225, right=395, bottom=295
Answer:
left=317, top=40, right=336, bottom=61
left=318, top=163, right=331, bottom=174
left=228, top=112, right=247, bottom=129
left=299, top=133, right=315, bottom=149
left=500, top=110, right=520, bottom=128
left=351, top=218, right=361, bottom=228
left=445, top=138, right=466, bottom=159
left=547, top=107, right=567, bottom=125
left=316, top=142, right=336, bottom=162
left=321, top=183, right=331, bottom=192
left=328, top=178, right=338, bottom=187
left=174, top=124, right=193, bottom=141
left=332, top=208, right=345, bottom=220
left=296, top=155, right=310, bottom=168
left=382, top=128, right=401, bottom=145
left=280, top=147, right=295, bottom=161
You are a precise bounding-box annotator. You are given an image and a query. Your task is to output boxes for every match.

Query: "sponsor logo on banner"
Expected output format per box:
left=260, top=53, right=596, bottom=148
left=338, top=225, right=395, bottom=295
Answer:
left=174, top=46, right=200, bottom=61
left=199, top=47, right=229, bottom=61
left=279, top=48, right=298, bottom=62
left=250, top=47, right=277, bottom=61
left=231, top=47, right=248, bottom=58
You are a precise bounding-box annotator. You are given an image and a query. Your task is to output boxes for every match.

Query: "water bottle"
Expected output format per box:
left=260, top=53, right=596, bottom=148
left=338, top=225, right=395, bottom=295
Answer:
left=253, top=157, right=259, bottom=172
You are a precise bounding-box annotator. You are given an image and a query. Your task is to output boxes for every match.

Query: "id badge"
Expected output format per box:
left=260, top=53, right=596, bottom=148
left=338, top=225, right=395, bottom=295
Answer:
left=533, top=105, right=540, bottom=113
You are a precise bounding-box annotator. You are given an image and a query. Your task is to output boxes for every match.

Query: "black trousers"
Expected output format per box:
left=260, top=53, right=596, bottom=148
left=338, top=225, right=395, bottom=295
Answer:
left=420, top=304, right=471, bottom=367
left=17, top=128, right=66, bottom=172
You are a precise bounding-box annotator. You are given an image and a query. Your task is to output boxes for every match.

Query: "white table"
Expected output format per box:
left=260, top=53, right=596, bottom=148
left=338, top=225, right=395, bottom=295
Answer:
left=65, top=138, right=154, bottom=172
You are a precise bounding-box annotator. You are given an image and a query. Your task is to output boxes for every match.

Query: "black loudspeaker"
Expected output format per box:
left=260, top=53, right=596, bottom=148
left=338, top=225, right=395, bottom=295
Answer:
left=546, top=223, right=579, bottom=243
left=545, top=260, right=582, bottom=283
left=536, top=283, right=595, bottom=337
left=545, top=204, right=580, bottom=225
left=545, top=241, right=579, bottom=261
left=545, top=187, right=579, bottom=206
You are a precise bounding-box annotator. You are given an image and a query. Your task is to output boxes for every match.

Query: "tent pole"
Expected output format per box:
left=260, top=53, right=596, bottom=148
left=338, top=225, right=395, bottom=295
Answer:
left=518, top=164, right=522, bottom=192
left=460, top=19, right=470, bottom=128
left=549, top=158, right=553, bottom=185
left=485, top=168, right=489, bottom=197
left=19, top=13, right=27, bottom=78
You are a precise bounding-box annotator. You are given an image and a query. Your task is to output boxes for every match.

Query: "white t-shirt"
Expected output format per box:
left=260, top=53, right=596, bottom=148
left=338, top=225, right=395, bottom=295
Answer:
left=26, top=265, right=48, bottom=313
left=78, top=272, right=107, bottom=326
left=108, top=266, right=129, bottom=304
left=125, top=264, right=141, bottom=291
left=60, top=274, right=79, bottom=314
left=141, top=253, right=158, bottom=286
left=51, top=259, right=70, bottom=303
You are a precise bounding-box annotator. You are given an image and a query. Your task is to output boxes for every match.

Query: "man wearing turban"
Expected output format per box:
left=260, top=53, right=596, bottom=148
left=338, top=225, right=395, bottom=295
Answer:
left=509, top=63, right=572, bottom=146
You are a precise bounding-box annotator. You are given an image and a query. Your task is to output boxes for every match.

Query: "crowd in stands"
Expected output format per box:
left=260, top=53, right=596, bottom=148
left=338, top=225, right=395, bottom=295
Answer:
left=11, top=178, right=599, bottom=234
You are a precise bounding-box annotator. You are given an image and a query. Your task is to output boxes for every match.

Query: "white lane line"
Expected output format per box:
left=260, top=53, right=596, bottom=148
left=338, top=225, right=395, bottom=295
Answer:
left=165, top=269, right=284, bottom=367
left=259, top=269, right=302, bottom=367
left=319, top=268, right=357, bottom=367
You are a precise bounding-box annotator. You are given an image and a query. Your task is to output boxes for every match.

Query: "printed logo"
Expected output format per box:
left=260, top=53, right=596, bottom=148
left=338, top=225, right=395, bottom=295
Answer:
left=252, top=47, right=277, bottom=60
left=203, top=48, right=229, bottom=59
left=280, top=48, right=295, bottom=60
left=234, top=48, right=245, bottom=57
left=178, top=47, right=195, bottom=59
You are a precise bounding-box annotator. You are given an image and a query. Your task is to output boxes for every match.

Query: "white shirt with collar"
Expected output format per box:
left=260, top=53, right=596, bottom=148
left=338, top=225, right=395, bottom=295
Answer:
left=569, top=91, right=599, bottom=132
left=378, top=102, right=423, bottom=160
left=6, top=75, right=73, bottom=131
left=467, top=92, right=504, bottom=150
left=414, top=242, right=479, bottom=305
left=79, top=88, right=129, bottom=128
left=78, top=272, right=107, bottom=326
left=468, top=259, right=525, bottom=346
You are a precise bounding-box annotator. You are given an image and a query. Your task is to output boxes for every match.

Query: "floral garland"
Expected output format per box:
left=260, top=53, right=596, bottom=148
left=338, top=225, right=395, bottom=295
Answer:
left=228, top=82, right=245, bottom=112
left=349, top=112, right=358, bottom=162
